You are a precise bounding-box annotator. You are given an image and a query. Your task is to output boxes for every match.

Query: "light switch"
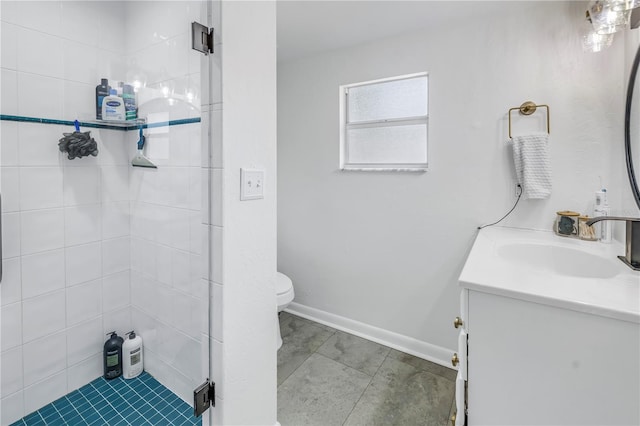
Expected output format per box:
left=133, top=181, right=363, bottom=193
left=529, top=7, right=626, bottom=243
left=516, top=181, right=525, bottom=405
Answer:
left=240, top=168, right=264, bottom=201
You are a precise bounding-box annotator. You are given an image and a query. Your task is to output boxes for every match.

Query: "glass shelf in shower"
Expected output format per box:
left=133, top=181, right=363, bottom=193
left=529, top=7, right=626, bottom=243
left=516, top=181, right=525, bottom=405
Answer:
left=0, top=114, right=200, bottom=131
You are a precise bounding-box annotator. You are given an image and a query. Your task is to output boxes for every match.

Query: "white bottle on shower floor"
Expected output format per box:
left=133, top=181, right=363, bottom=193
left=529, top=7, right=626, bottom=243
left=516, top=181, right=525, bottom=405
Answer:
left=122, top=330, right=143, bottom=379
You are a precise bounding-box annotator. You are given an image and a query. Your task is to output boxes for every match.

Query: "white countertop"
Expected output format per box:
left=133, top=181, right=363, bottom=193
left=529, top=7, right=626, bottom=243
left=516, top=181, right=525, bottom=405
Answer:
left=459, top=226, right=640, bottom=324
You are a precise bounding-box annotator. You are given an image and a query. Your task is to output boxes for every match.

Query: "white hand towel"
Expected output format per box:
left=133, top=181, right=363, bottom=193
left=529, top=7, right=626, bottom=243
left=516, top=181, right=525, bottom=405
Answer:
left=512, top=133, right=552, bottom=199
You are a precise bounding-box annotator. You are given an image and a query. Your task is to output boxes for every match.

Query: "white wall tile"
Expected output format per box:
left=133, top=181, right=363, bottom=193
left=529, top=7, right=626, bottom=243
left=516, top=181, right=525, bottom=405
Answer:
left=62, top=80, right=94, bottom=121
left=1, top=22, right=18, bottom=70
left=20, top=208, right=65, bottom=255
left=62, top=39, right=98, bottom=84
left=67, top=354, right=101, bottom=393
left=211, top=337, right=223, bottom=398
left=171, top=208, right=191, bottom=252
left=211, top=169, right=223, bottom=226
left=23, top=331, right=67, bottom=387
left=66, top=317, right=102, bottom=366
left=102, top=306, right=131, bottom=337
left=156, top=244, right=172, bottom=285
left=102, top=271, right=130, bottom=312
left=102, top=201, right=130, bottom=239
left=102, top=237, right=130, bottom=275
left=200, top=109, right=211, bottom=168
left=23, top=371, right=66, bottom=416
left=17, top=73, right=64, bottom=119
left=169, top=126, right=191, bottom=167
left=98, top=130, right=129, bottom=167
left=2, top=213, right=21, bottom=258
left=22, top=290, right=65, bottom=343
left=1, top=302, right=22, bottom=351
left=21, top=249, right=65, bottom=299
left=188, top=167, right=201, bottom=212
left=1, top=167, right=20, bottom=213
left=102, top=166, right=130, bottom=202
left=212, top=226, right=222, bottom=284
left=211, top=107, right=222, bottom=168
left=130, top=202, right=157, bottom=242
left=167, top=332, right=200, bottom=382
left=66, top=279, right=102, bottom=326
left=19, top=167, right=64, bottom=211
left=171, top=249, right=190, bottom=293
left=64, top=167, right=100, bottom=206
left=1, top=390, right=24, bottom=426
left=212, top=283, right=223, bottom=342
left=1, top=346, right=23, bottom=396
left=60, top=1, right=100, bottom=47
left=1, top=69, right=18, bottom=116
left=17, top=123, right=64, bottom=167
left=17, top=27, right=63, bottom=79
left=1, top=257, right=22, bottom=305
left=65, top=242, right=102, bottom=287
left=1, top=121, right=19, bottom=166
left=14, top=1, right=61, bottom=36
left=64, top=204, right=101, bottom=246
left=172, top=168, right=190, bottom=209
left=131, top=238, right=157, bottom=279
left=189, top=215, right=202, bottom=255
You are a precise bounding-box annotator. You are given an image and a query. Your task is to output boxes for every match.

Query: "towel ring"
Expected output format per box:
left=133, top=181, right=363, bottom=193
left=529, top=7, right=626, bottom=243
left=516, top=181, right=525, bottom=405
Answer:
left=508, top=101, right=550, bottom=139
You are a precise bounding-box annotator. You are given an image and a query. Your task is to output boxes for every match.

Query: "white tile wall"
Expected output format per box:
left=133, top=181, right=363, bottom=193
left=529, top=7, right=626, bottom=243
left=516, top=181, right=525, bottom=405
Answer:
left=22, top=331, right=67, bottom=387
left=0, top=1, right=213, bottom=422
left=21, top=249, right=65, bottom=298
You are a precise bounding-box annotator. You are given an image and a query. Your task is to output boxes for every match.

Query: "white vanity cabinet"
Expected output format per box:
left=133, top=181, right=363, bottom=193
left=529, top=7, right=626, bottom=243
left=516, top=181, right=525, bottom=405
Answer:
left=455, top=288, right=640, bottom=425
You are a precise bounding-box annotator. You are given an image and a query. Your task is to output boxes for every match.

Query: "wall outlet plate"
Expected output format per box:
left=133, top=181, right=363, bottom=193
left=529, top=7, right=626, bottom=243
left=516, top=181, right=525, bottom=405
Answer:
left=240, top=168, right=264, bottom=201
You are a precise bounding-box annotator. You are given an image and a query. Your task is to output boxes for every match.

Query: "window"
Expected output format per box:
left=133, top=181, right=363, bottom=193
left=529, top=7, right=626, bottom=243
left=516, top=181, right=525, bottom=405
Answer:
left=340, top=73, right=428, bottom=171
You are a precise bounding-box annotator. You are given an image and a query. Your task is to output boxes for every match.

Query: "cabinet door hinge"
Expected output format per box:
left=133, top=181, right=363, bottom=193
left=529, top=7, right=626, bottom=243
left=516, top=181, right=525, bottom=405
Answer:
left=192, top=22, right=214, bottom=55
left=193, top=380, right=215, bottom=417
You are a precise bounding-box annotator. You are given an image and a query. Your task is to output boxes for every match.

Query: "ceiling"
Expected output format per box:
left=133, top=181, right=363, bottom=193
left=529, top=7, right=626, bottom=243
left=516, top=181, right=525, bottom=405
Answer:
left=276, top=1, right=535, bottom=62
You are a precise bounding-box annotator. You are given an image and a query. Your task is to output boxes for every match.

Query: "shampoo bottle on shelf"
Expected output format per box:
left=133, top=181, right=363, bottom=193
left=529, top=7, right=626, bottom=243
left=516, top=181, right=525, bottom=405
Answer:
left=122, top=330, right=143, bottom=379
left=123, top=84, right=137, bottom=121
left=102, top=89, right=126, bottom=121
left=95, top=78, right=110, bottom=120
left=103, top=332, right=124, bottom=380
left=594, top=188, right=612, bottom=243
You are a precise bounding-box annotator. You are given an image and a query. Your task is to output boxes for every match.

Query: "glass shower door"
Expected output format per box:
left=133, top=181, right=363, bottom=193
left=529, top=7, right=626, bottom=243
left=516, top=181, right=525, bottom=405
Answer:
left=0, top=1, right=212, bottom=424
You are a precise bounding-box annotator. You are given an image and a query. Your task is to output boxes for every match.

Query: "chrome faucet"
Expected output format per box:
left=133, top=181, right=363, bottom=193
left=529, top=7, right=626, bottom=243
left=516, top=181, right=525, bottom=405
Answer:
left=586, top=216, right=640, bottom=271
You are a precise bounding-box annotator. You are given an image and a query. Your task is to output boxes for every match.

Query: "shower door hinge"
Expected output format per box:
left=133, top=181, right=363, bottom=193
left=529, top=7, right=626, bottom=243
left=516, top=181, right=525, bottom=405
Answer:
left=192, top=22, right=214, bottom=55
left=193, top=380, right=215, bottom=417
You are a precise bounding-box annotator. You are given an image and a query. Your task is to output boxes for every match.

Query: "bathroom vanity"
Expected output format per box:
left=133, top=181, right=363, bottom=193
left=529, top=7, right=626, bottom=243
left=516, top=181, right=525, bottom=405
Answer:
left=454, top=227, right=640, bottom=425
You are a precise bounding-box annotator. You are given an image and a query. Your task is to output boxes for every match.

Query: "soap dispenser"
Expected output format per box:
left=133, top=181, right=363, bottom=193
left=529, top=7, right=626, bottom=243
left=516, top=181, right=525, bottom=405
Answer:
left=103, top=332, right=124, bottom=380
left=122, top=330, right=143, bottom=379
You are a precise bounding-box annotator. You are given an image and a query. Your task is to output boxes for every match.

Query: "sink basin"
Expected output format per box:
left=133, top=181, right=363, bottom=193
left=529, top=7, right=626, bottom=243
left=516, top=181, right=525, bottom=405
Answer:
left=497, top=242, right=620, bottom=279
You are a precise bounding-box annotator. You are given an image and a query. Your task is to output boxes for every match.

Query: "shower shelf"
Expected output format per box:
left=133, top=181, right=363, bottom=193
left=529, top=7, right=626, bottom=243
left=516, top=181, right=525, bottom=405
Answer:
left=0, top=114, right=200, bottom=131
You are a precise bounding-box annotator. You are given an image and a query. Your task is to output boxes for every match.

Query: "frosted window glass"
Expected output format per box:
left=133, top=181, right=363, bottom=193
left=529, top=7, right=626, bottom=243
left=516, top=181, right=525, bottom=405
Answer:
left=348, top=76, right=427, bottom=123
left=347, top=124, right=427, bottom=164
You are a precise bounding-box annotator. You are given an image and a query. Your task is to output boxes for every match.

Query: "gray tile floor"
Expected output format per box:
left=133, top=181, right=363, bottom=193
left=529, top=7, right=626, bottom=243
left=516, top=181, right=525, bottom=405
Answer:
left=277, top=312, right=457, bottom=426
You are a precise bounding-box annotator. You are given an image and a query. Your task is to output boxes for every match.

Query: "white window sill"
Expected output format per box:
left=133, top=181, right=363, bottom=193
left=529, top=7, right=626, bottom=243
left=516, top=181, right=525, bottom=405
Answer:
left=340, top=167, right=428, bottom=172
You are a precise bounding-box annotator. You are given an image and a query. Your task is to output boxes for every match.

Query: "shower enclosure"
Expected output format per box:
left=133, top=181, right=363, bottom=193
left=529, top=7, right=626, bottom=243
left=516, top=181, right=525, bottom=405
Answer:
left=0, top=1, right=214, bottom=424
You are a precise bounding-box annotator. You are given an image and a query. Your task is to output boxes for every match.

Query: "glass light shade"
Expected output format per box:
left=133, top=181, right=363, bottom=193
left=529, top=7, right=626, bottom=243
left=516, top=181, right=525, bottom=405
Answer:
left=582, top=29, right=614, bottom=52
left=606, top=0, right=640, bottom=11
left=589, top=1, right=631, bottom=34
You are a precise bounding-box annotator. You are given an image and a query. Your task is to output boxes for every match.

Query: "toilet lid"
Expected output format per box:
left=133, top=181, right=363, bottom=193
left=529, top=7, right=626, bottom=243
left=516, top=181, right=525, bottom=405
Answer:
left=276, top=272, right=293, bottom=295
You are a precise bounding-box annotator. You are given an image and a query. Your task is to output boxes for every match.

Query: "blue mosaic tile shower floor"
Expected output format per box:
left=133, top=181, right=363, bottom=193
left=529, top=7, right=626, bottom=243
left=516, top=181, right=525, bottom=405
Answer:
left=12, top=372, right=201, bottom=426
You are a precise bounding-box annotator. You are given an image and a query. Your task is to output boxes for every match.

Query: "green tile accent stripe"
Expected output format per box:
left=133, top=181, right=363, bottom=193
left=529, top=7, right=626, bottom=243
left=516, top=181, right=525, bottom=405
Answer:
left=12, top=372, right=201, bottom=426
left=0, top=114, right=200, bottom=131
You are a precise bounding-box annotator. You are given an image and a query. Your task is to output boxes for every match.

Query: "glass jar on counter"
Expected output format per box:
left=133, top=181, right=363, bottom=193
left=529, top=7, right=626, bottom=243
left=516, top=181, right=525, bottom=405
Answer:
left=554, top=211, right=580, bottom=237
left=578, top=215, right=598, bottom=241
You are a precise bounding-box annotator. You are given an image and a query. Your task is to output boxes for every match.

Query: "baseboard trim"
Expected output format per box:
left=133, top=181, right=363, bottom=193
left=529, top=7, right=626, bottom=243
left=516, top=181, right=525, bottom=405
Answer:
left=285, top=302, right=456, bottom=370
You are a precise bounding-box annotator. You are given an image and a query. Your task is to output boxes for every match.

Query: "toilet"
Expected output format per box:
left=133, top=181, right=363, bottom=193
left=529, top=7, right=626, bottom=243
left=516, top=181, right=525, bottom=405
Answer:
left=276, top=272, right=295, bottom=349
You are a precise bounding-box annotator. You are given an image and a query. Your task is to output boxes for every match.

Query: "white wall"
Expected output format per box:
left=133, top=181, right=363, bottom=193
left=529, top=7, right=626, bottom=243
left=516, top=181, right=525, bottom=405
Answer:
left=219, top=1, right=278, bottom=425
left=0, top=3, right=130, bottom=423
left=277, top=1, right=629, bottom=362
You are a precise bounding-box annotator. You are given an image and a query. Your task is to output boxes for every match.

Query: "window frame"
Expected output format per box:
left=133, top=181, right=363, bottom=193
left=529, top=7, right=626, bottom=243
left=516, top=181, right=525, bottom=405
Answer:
left=339, top=72, right=429, bottom=172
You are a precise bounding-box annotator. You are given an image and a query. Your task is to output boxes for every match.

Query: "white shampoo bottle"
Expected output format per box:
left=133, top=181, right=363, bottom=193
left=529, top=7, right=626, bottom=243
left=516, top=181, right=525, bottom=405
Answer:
left=122, top=330, right=143, bottom=379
